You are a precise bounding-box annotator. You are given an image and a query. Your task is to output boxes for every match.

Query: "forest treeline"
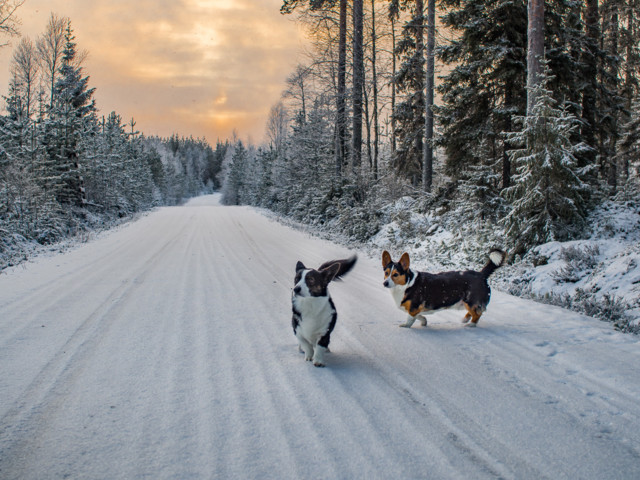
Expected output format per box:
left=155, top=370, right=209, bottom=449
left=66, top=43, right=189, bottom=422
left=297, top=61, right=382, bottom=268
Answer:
left=2, top=1, right=640, bottom=269
left=221, top=0, right=639, bottom=255
left=0, top=13, right=227, bottom=267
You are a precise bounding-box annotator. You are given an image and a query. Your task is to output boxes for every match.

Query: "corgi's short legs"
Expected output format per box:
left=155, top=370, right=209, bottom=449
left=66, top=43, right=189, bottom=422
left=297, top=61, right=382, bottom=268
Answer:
left=296, top=333, right=314, bottom=361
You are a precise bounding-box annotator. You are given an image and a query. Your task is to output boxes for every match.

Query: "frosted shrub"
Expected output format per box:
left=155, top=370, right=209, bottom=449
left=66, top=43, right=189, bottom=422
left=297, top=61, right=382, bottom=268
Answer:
left=551, top=245, right=600, bottom=283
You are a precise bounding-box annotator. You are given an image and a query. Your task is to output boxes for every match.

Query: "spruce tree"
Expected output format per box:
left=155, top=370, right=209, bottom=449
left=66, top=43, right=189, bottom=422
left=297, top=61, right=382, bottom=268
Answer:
left=222, top=141, right=247, bottom=206
left=391, top=0, right=425, bottom=185
left=437, top=0, right=527, bottom=186
left=438, top=0, right=591, bottom=189
left=503, top=75, right=591, bottom=253
left=41, top=21, right=95, bottom=207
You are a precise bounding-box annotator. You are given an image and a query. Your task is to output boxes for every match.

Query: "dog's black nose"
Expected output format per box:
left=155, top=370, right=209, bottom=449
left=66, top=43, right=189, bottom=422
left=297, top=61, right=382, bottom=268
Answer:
left=293, top=286, right=301, bottom=295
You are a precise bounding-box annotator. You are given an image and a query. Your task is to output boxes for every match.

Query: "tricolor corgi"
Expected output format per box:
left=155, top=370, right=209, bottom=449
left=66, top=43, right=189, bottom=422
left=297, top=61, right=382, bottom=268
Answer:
left=382, top=249, right=506, bottom=328
left=291, top=255, right=357, bottom=367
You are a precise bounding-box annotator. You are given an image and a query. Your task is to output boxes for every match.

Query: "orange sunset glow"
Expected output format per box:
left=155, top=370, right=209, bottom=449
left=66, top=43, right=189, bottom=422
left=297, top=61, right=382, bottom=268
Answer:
left=0, top=0, right=307, bottom=142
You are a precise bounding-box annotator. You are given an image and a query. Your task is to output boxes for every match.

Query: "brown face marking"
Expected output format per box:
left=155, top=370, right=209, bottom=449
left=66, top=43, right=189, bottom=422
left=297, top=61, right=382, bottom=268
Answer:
left=383, top=251, right=411, bottom=287
left=390, top=268, right=408, bottom=286
left=304, top=270, right=326, bottom=296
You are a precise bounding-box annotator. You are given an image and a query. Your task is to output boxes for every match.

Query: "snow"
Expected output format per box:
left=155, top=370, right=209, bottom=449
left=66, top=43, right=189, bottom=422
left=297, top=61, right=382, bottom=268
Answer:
left=502, top=200, right=640, bottom=327
left=366, top=195, right=640, bottom=332
left=1, top=194, right=640, bottom=479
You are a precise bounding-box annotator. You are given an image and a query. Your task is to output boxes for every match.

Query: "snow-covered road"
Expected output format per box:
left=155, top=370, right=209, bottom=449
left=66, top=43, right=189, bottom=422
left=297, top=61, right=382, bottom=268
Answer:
left=1, top=196, right=639, bottom=479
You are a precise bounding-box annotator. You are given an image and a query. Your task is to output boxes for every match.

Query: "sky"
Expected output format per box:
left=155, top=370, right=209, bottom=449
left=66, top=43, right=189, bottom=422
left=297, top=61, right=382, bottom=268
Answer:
left=0, top=0, right=307, bottom=143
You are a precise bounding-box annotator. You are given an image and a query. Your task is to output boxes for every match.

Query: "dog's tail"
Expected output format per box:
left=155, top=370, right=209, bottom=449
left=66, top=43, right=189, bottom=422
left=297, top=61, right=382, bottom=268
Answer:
left=319, top=255, right=357, bottom=281
left=480, top=249, right=506, bottom=278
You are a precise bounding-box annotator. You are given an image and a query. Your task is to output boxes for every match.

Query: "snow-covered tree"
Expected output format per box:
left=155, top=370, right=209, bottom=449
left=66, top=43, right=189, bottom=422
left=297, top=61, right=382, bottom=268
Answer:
left=390, top=0, right=425, bottom=185
left=503, top=74, right=591, bottom=253
left=437, top=0, right=526, bottom=188
left=221, top=140, right=248, bottom=206
left=40, top=21, right=95, bottom=207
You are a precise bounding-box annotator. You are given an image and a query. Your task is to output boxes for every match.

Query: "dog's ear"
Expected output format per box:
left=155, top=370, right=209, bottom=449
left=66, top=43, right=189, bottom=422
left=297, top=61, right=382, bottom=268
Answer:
left=399, top=252, right=410, bottom=271
left=295, top=261, right=306, bottom=272
left=320, top=262, right=341, bottom=283
left=382, top=250, right=392, bottom=268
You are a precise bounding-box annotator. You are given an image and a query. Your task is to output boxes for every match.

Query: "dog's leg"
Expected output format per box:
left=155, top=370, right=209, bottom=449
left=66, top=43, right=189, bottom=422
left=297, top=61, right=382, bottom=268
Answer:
left=400, top=315, right=417, bottom=328
left=296, top=334, right=314, bottom=361
left=468, top=311, right=482, bottom=327
left=463, top=304, right=482, bottom=327
left=312, top=345, right=328, bottom=367
left=314, top=329, right=333, bottom=367
left=419, top=315, right=428, bottom=327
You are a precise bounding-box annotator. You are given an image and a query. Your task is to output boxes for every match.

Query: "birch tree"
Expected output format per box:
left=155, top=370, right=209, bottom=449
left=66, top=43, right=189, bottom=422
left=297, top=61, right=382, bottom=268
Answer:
left=0, top=0, right=23, bottom=47
left=36, top=13, right=67, bottom=110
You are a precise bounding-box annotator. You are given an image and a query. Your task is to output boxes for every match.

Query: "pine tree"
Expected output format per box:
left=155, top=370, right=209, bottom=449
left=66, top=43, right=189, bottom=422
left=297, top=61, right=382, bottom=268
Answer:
left=438, top=0, right=592, bottom=189
left=41, top=21, right=95, bottom=207
left=0, top=75, right=53, bottom=240
left=437, top=0, right=527, bottom=186
left=222, top=141, right=247, bottom=206
left=391, top=0, right=425, bottom=185
left=503, top=74, right=591, bottom=253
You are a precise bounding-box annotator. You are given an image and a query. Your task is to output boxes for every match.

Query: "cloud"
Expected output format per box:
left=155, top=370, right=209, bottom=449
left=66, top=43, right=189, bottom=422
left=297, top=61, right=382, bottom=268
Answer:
left=0, top=0, right=305, bottom=142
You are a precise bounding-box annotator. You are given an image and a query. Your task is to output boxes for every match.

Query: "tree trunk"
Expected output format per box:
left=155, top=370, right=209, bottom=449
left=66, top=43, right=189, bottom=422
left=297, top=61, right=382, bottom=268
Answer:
left=371, top=0, right=379, bottom=180
left=526, top=0, right=544, bottom=115
left=581, top=0, right=599, bottom=166
left=423, top=0, right=435, bottom=192
left=606, top=2, right=620, bottom=192
left=352, top=0, right=364, bottom=174
left=503, top=86, right=513, bottom=189
left=336, top=0, right=347, bottom=178
left=390, top=14, right=397, bottom=155
left=413, top=0, right=424, bottom=187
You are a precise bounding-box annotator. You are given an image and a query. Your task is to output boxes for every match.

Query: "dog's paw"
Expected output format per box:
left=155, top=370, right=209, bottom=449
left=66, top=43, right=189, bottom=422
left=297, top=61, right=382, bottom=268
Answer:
left=420, top=318, right=428, bottom=327
left=305, top=355, right=313, bottom=361
left=464, top=322, right=477, bottom=328
left=313, top=361, right=325, bottom=367
left=399, top=324, right=411, bottom=328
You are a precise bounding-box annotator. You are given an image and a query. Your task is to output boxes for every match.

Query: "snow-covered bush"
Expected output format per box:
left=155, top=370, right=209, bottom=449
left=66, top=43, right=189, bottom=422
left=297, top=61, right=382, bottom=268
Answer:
left=551, top=245, right=600, bottom=283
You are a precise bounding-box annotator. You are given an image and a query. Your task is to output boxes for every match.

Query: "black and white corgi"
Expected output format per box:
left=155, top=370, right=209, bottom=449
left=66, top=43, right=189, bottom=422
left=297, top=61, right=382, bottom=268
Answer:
left=382, top=249, right=506, bottom=328
left=291, top=255, right=357, bottom=367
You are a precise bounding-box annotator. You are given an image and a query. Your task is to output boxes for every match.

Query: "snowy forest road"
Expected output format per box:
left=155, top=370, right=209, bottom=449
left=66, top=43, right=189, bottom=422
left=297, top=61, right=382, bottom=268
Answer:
left=1, top=195, right=640, bottom=479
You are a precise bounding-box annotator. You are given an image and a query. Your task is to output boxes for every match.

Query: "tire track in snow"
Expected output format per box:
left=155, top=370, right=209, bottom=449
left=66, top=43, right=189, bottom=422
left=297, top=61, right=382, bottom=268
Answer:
left=0, top=211, right=190, bottom=351
left=210, top=211, right=339, bottom=479
left=224, top=210, right=517, bottom=479
left=2, top=200, right=640, bottom=479
left=332, top=319, right=542, bottom=480
left=225, top=216, right=534, bottom=478
left=0, top=212, right=191, bottom=478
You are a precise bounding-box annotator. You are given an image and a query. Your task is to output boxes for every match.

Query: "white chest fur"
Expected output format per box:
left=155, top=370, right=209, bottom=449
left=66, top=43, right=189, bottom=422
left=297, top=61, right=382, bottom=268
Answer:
left=390, top=284, right=408, bottom=309
left=293, top=295, right=335, bottom=341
